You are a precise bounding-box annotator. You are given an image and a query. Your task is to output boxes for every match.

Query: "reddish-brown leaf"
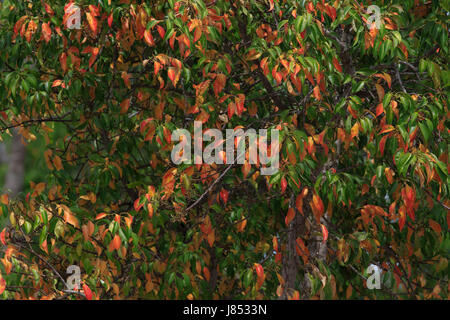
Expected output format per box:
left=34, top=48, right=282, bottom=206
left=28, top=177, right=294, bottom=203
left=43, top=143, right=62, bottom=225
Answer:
left=285, top=207, right=295, bottom=226
left=42, top=22, right=52, bottom=43
left=332, top=57, right=342, bottom=73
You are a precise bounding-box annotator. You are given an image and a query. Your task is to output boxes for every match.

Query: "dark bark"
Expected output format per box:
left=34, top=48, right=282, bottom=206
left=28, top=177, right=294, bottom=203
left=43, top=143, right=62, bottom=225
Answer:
left=3, top=129, right=26, bottom=198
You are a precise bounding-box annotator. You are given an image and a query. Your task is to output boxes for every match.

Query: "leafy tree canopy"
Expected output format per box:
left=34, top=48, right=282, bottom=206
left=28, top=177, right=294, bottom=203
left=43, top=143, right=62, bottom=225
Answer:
left=0, top=0, right=448, bottom=300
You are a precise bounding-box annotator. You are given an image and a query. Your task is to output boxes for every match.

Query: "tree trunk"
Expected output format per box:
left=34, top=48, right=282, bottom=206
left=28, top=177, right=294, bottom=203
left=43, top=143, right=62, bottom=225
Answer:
left=3, top=129, right=26, bottom=198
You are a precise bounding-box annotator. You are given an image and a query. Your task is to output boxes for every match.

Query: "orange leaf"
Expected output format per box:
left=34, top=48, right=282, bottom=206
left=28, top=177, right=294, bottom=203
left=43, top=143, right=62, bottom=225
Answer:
left=376, top=103, right=384, bottom=117
left=245, top=49, right=261, bottom=61
left=321, top=224, right=328, bottom=243
left=384, top=167, right=394, bottom=184
left=95, top=213, right=107, bottom=220
left=311, top=193, right=324, bottom=223
left=147, top=203, right=154, bottom=218
left=0, top=229, right=6, bottom=246
left=59, top=52, right=67, bottom=73
left=375, top=83, right=385, bottom=101
left=313, top=85, right=321, bottom=100
left=42, top=22, right=52, bottom=43
left=85, top=12, right=98, bottom=34
left=168, top=67, right=180, bottom=88
left=53, top=155, right=64, bottom=171
left=121, top=72, right=131, bottom=89
left=235, top=94, right=246, bottom=116
left=52, top=80, right=63, bottom=87
left=398, top=206, right=406, bottom=231
left=203, top=267, right=210, bottom=282
left=280, top=177, right=287, bottom=193
left=213, top=74, right=226, bottom=97
left=63, top=208, right=79, bottom=228
left=295, top=195, right=304, bottom=215
left=0, top=194, right=8, bottom=205
left=25, top=20, right=37, bottom=42
left=295, top=238, right=309, bottom=264
left=285, top=207, right=295, bottom=226
left=120, top=98, right=130, bottom=114
left=40, top=239, right=48, bottom=254
left=110, top=234, right=121, bottom=251
left=207, top=229, right=215, bottom=247
left=350, top=122, right=360, bottom=139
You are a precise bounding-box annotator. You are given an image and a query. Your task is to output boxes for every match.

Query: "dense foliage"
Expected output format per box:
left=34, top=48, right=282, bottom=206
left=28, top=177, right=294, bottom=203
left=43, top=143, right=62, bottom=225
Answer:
left=0, top=0, right=448, bottom=300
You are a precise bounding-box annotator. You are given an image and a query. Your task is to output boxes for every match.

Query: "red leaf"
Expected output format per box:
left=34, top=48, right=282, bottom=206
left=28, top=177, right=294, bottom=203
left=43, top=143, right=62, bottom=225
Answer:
left=88, top=5, right=100, bottom=17
left=108, top=13, right=113, bottom=28
left=157, top=25, right=166, bottom=39
left=254, top=263, right=265, bottom=289
left=134, top=198, right=143, bottom=212
left=332, top=57, right=342, bottom=73
left=43, top=3, right=55, bottom=16
left=280, top=177, right=287, bottom=193
left=376, top=103, right=384, bottom=117
left=83, top=283, right=93, bottom=300
left=379, top=135, right=388, bottom=156
left=220, top=189, right=229, bottom=205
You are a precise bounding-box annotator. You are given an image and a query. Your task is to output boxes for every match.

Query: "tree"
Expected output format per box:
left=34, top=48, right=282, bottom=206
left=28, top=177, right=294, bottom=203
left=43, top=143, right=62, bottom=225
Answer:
left=0, top=0, right=448, bottom=300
